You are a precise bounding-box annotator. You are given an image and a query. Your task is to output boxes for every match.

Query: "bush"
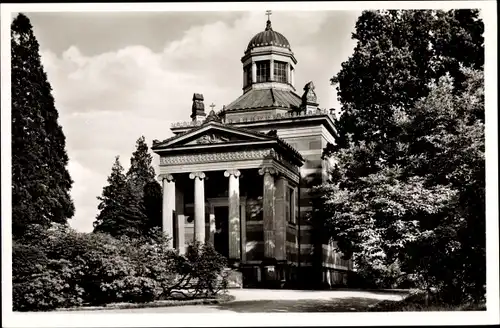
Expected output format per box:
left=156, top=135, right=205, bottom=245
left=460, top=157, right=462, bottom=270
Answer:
left=12, top=242, right=48, bottom=278
left=13, top=259, right=84, bottom=311
left=12, top=224, right=228, bottom=311
left=168, top=242, right=228, bottom=299
left=113, top=276, right=163, bottom=303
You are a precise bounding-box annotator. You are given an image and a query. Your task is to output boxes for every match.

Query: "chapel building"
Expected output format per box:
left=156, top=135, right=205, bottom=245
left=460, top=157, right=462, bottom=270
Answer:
left=152, top=17, right=353, bottom=288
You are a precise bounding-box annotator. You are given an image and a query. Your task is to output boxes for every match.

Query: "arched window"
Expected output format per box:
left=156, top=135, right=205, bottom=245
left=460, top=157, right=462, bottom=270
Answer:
left=256, top=61, right=270, bottom=82
left=274, top=61, right=287, bottom=83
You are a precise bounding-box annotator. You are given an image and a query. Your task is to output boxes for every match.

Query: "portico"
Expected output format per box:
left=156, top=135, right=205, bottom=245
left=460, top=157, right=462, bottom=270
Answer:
left=153, top=119, right=303, bottom=270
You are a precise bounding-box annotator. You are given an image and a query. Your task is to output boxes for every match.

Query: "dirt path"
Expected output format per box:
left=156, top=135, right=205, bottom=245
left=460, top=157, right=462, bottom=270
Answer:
left=69, top=289, right=406, bottom=313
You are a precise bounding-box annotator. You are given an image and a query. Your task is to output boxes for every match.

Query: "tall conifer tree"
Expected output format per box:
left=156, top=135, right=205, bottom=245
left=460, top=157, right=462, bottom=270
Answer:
left=11, top=13, right=75, bottom=238
left=94, top=156, right=146, bottom=238
left=126, top=136, right=162, bottom=234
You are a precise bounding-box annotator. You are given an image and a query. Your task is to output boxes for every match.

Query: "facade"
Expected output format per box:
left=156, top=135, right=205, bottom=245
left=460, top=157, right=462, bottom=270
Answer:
left=152, top=18, right=353, bottom=288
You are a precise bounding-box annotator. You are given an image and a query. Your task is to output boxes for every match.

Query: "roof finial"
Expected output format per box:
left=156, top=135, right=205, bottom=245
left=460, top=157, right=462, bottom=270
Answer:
left=265, top=10, right=273, bottom=31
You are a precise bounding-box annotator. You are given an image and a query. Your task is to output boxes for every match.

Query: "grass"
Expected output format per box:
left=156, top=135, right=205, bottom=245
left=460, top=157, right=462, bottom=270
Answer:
left=368, top=291, right=486, bottom=312
left=55, top=293, right=235, bottom=312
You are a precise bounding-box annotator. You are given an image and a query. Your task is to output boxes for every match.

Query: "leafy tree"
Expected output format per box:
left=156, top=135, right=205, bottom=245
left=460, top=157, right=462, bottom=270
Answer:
left=330, top=9, right=484, bottom=152
left=315, top=69, right=484, bottom=302
left=11, top=13, right=75, bottom=238
left=126, top=136, right=162, bottom=233
left=318, top=9, right=484, bottom=302
left=93, top=156, right=146, bottom=238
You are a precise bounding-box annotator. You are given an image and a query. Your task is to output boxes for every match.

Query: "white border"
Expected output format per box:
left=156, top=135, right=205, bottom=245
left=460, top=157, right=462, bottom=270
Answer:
left=1, top=1, right=498, bottom=327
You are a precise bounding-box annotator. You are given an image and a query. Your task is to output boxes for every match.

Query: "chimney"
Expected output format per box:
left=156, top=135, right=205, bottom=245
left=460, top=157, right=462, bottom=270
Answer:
left=191, top=93, right=206, bottom=122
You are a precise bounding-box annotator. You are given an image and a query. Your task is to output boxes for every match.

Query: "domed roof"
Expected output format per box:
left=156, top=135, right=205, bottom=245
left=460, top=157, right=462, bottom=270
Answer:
left=246, top=20, right=291, bottom=52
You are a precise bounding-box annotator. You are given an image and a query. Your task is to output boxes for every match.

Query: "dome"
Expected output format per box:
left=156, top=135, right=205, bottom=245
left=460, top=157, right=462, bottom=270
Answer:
left=246, top=20, right=291, bottom=52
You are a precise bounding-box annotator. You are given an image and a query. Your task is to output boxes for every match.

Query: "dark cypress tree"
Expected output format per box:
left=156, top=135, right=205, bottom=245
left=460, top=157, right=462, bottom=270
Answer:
left=11, top=13, right=75, bottom=238
left=126, top=136, right=162, bottom=234
left=93, top=156, right=146, bottom=238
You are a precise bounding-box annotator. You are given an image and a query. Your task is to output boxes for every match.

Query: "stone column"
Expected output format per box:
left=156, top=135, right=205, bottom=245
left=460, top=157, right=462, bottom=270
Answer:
left=286, top=63, right=291, bottom=84
left=274, top=176, right=287, bottom=261
left=224, top=169, right=241, bottom=260
left=209, top=206, right=216, bottom=245
left=189, top=171, right=206, bottom=244
left=252, top=62, right=257, bottom=83
left=269, top=60, right=274, bottom=82
left=160, top=174, right=175, bottom=248
left=175, top=187, right=185, bottom=255
left=258, top=167, right=277, bottom=259
left=291, top=66, right=295, bottom=87
left=240, top=202, right=247, bottom=262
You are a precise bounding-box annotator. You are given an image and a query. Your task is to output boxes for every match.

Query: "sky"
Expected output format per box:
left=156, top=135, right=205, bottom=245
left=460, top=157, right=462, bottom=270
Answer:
left=20, top=10, right=361, bottom=232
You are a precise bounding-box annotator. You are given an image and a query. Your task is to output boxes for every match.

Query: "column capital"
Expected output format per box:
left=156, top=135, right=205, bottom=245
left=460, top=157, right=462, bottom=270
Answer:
left=158, top=174, right=175, bottom=182
left=224, top=169, right=241, bottom=178
left=258, top=167, right=277, bottom=176
left=189, top=171, right=206, bottom=180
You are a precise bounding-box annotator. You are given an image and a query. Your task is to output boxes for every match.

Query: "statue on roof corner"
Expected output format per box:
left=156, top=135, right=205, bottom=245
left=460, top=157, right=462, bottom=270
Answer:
left=205, top=109, right=221, bottom=123
left=302, top=81, right=317, bottom=104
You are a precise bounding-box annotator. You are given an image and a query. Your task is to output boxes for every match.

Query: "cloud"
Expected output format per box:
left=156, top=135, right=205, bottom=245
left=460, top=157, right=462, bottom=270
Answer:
left=38, top=11, right=358, bottom=232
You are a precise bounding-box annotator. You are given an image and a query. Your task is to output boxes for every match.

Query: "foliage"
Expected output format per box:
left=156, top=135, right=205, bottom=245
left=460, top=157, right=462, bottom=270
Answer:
left=93, top=156, right=147, bottom=238
left=13, top=224, right=228, bottom=311
left=370, top=290, right=486, bottom=312
left=11, top=12, right=75, bottom=239
left=126, top=136, right=157, bottom=199
left=126, top=136, right=163, bottom=234
left=176, top=242, right=229, bottom=298
left=317, top=8, right=485, bottom=303
left=316, top=68, right=485, bottom=303
left=329, top=9, right=484, bottom=151
left=142, top=181, right=163, bottom=234
left=93, top=137, right=162, bottom=238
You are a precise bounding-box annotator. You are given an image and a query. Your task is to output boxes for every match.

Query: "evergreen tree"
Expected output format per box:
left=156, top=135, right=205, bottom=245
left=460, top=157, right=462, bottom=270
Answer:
left=93, top=156, right=146, bottom=238
left=11, top=13, right=75, bottom=238
left=126, top=136, right=157, bottom=199
left=142, top=181, right=163, bottom=234
left=126, top=136, right=162, bottom=233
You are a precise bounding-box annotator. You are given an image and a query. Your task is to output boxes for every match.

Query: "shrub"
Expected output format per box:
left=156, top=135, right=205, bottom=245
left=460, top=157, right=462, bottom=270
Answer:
left=13, top=259, right=84, bottom=311
left=12, top=224, right=228, bottom=311
left=171, top=242, right=228, bottom=298
left=12, top=242, right=48, bottom=279
left=113, top=276, right=163, bottom=303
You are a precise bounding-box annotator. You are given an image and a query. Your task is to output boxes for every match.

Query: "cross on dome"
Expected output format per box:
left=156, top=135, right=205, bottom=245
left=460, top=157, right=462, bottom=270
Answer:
left=265, top=10, right=273, bottom=31
left=266, top=10, right=272, bottom=20
left=209, top=103, right=216, bottom=111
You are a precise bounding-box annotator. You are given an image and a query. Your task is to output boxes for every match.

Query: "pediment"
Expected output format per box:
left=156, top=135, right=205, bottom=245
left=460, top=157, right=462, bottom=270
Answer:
left=158, top=122, right=273, bottom=148
left=185, top=131, right=240, bottom=145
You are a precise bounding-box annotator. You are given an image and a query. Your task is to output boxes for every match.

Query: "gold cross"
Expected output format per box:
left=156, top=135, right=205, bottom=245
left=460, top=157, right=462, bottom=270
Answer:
left=266, top=10, right=272, bottom=20
left=210, top=103, right=216, bottom=111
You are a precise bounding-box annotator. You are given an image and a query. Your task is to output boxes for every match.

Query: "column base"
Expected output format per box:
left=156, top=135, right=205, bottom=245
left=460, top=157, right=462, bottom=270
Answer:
left=227, top=259, right=241, bottom=269
left=222, top=266, right=243, bottom=288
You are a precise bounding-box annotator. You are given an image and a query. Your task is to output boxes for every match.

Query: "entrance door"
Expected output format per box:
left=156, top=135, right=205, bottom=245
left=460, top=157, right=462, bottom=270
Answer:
left=213, top=206, right=229, bottom=258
